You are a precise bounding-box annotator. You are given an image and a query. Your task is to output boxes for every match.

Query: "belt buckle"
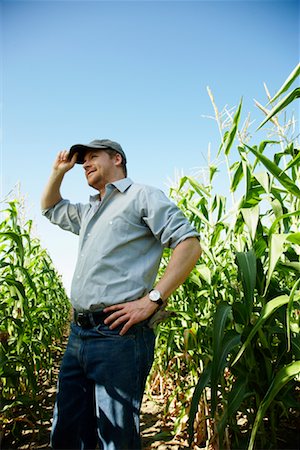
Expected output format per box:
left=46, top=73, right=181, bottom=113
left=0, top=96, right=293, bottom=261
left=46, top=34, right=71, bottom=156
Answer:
left=76, top=312, right=90, bottom=328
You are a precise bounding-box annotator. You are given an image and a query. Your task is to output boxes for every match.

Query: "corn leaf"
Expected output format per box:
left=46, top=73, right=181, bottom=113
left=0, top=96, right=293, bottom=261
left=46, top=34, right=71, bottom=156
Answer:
left=254, top=172, right=271, bottom=194
left=211, top=302, right=232, bottom=415
left=269, top=211, right=300, bottom=235
left=241, top=206, right=259, bottom=242
left=268, top=63, right=300, bottom=104
left=188, top=364, right=211, bottom=446
left=286, top=232, right=300, bottom=244
left=265, top=233, right=288, bottom=295
left=0, top=232, right=24, bottom=265
left=286, top=278, right=300, bottom=352
left=284, top=150, right=300, bottom=172
left=231, top=161, right=243, bottom=192
left=217, top=377, right=248, bottom=446
left=244, top=143, right=300, bottom=198
left=257, top=87, right=300, bottom=130
left=222, top=99, right=243, bottom=156
left=231, top=295, right=289, bottom=366
left=186, top=176, right=211, bottom=197
left=195, top=264, right=211, bottom=285
left=236, top=250, right=256, bottom=317
left=248, top=361, right=300, bottom=450
left=265, top=232, right=300, bottom=295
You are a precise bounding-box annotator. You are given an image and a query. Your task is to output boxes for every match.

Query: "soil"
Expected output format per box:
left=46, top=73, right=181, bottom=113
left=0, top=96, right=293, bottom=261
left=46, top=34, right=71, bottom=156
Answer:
left=0, top=392, right=185, bottom=449
left=1, top=327, right=299, bottom=450
left=0, top=325, right=187, bottom=450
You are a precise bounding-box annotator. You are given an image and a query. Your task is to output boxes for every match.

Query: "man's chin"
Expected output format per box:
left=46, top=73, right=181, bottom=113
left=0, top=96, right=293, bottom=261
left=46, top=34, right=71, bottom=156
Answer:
left=87, top=181, right=98, bottom=190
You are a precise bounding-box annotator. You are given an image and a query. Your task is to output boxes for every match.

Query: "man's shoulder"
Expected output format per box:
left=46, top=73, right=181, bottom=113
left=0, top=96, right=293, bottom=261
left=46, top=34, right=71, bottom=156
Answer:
left=129, top=181, right=165, bottom=196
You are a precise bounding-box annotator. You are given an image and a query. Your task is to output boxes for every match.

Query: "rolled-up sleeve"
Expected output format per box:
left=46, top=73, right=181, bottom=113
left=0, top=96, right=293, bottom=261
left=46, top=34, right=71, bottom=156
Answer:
left=142, top=187, right=200, bottom=248
left=42, top=199, right=84, bottom=235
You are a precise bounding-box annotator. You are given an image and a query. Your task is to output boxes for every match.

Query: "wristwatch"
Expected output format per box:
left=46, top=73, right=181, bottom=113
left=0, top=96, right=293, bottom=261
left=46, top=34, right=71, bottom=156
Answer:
left=148, top=289, right=163, bottom=306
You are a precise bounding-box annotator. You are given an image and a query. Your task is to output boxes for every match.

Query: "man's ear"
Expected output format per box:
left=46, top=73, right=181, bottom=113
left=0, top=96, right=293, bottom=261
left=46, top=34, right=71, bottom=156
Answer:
left=114, top=153, right=123, bottom=167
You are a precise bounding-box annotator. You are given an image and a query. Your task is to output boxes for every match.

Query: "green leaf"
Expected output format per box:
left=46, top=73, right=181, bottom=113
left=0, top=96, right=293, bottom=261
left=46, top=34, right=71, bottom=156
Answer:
left=244, top=143, right=300, bottom=198
left=211, top=222, right=226, bottom=247
left=286, top=278, right=300, bottom=352
left=257, top=87, right=300, bottom=130
left=236, top=250, right=256, bottom=317
left=209, top=165, right=218, bottom=183
left=269, top=211, right=300, bottom=236
left=248, top=361, right=300, bottom=450
left=217, top=196, right=226, bottom=222
left=195, top=264, right=211, bottom=285
left=241, top=206, right=259, bottom=242
left=0, top=232, right=24, bottom=266
left=188, top=364, right=211, bottom=446
left=211, top=302, right=232, bottom=415
left=223, top=99, right=243, bottom=156
left=186, top=176, right=211, bottom=197
left=254, top=172, right=271, bottom=194
left=264, top=232, right=300, bottom=295
left=217, top=377, right=248, bottom=445
left=231, top=294, right=289, bottom=366
left=230, top=161, right=244, bottom=192
left=284, top=150, right=300, bottom=172
left=268, top=63, right=300, bottom=104
left=253, top=140, right=279, bottom=171
left=1, top=276, right=26, bottom=303
left=286, top=232, right=300, bottom=245
left=265, top=233, right=288, bottom=295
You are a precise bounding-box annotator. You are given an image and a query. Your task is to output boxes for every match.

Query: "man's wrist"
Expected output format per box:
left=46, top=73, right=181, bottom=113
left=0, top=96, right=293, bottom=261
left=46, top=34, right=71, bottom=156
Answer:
left=148, top=289, right=164, bottom=307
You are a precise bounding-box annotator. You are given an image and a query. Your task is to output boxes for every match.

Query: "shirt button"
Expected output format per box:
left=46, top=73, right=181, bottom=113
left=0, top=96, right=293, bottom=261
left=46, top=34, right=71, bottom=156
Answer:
left=109, top=221, right=113, bottom=225
left=76, top=275, right=80, bottom=279
left=87, top=233, right=91, bottom=237
left=81, top=253, right=84, bottom=257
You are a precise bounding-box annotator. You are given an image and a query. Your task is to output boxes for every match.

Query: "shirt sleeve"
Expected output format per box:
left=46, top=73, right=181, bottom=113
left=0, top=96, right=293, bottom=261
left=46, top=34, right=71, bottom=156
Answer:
left=142, top=187, right=200, bottom=248
left=41, top=199, right=84, bottom=235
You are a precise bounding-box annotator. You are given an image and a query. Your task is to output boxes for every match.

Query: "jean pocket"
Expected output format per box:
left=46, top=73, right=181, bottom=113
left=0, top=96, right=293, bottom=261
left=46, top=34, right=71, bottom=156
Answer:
left=95, top=323, right=136, bottom=339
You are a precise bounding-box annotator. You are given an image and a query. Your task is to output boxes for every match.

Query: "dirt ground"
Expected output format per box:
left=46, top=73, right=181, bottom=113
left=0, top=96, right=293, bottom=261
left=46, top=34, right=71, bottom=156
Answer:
left=1, top=392, right=186, bottom=450
left=2, top=324, right=298, bottom=450
left=1, top=320, right=189, bottom=450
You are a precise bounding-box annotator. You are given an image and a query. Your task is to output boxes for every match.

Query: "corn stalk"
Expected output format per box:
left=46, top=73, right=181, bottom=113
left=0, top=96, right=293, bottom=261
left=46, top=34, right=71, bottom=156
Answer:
left=149, top=64, right=300, bottom=450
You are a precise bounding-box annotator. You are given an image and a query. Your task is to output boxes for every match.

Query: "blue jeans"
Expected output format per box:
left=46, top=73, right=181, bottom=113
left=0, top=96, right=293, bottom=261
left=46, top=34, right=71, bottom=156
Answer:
left=50, top=320, right=156, bottom=450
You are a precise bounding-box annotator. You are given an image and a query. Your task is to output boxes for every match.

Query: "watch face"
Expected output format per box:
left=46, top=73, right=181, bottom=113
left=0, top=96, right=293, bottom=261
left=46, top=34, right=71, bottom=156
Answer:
left=149, top=290, right=161, bottom=302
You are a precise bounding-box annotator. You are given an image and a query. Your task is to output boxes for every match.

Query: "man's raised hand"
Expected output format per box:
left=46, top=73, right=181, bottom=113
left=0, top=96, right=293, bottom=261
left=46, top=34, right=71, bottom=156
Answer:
left=53, top=150, right=78, bottom=174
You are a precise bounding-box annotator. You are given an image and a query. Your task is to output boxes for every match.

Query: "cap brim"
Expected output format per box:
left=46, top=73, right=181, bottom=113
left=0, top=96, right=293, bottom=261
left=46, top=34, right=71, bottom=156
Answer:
left=68, top=144, right=109, bottom=164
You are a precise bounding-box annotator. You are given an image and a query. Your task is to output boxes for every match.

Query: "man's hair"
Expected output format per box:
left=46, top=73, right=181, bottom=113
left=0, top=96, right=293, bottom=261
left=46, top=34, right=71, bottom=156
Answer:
left=104, top=148, right=127, bottom=177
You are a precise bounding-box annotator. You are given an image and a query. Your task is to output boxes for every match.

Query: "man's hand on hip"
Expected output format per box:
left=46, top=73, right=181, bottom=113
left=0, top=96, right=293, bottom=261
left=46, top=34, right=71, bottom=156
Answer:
left=103, top=297, right=158, bottom=336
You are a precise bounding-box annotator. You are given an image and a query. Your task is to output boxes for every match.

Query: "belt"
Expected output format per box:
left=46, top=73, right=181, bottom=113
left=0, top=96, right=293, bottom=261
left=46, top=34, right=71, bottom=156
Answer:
left=74, top=309, right=108, bottom=329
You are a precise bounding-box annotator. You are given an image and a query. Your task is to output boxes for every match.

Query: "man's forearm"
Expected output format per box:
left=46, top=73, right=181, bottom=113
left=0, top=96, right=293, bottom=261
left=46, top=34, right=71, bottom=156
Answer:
left=156, top=237, right=202, bottom=301
left=41, top=170, right=64, bottom=210
left=104, top=237, right=202, bottom=335
left=41, top=150, right=78, bottom=210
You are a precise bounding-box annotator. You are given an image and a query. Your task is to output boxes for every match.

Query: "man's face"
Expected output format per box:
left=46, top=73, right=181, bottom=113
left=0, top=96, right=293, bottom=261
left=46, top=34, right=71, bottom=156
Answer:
left=82, top=149, right=120, bottom=190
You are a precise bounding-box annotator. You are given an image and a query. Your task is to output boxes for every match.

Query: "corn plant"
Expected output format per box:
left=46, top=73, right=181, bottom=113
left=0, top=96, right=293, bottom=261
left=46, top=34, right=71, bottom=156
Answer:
left=0, top=199, right=70, bottom=440
left=149, top=64, right=300, bottom=449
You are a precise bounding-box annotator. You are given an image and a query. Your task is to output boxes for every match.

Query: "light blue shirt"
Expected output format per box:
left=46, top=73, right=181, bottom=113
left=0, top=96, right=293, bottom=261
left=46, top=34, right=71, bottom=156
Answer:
left=42, top=178, right=199, bottom=311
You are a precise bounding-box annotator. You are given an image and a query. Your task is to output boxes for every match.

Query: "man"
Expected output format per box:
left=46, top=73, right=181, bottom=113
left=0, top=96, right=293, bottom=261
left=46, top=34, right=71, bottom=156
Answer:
left=41, top=139, right=201, bottom=450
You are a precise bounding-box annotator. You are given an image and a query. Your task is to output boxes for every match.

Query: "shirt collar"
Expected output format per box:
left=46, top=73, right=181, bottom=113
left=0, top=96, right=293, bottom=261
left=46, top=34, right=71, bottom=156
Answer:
left=109, top=177, right=133, bottom=193
left=89, top=178, right=133, bottom=204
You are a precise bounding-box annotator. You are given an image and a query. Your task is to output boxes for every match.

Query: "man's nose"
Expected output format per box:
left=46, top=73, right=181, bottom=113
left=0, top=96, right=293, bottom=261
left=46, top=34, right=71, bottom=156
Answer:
left=83, top=160, right=91, bottom=170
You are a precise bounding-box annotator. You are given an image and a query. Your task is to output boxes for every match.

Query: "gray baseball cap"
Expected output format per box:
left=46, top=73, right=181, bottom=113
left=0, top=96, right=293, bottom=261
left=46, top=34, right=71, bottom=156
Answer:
left=69, top=139, right=127, bottom=164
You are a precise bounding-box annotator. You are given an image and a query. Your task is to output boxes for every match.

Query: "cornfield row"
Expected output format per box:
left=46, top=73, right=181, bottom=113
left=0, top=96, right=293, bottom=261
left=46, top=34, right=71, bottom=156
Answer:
left=0, top=200, right=70, bottom=439
left=149, top=64, right=300, bottom=449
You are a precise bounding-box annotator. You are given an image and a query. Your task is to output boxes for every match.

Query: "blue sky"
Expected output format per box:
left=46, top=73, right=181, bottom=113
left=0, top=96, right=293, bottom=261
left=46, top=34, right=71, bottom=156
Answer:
left=1, top=0, right=299, bottom=292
